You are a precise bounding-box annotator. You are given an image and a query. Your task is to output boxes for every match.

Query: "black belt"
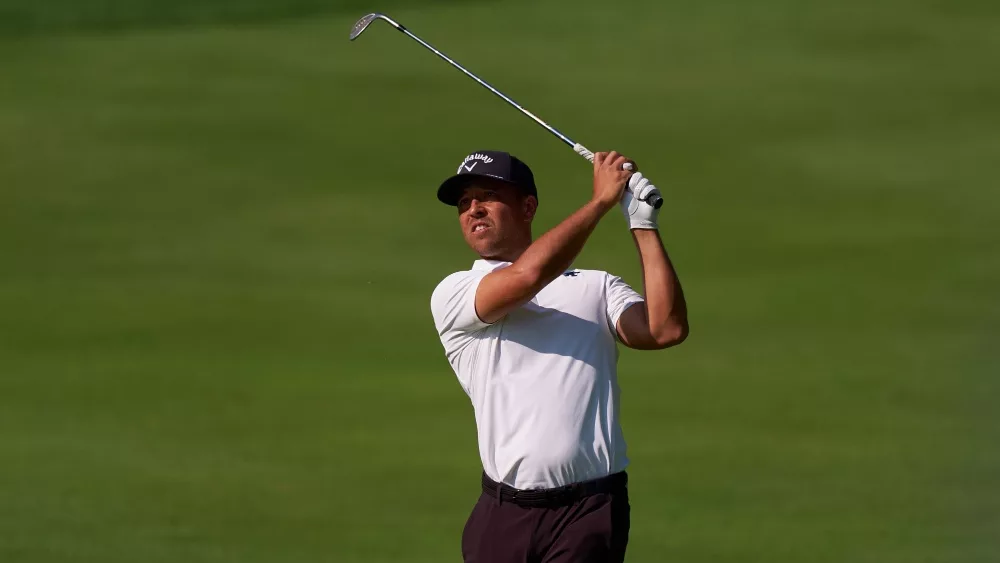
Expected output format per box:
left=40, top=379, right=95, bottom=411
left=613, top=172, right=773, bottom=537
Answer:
left=481, top=471, right=628, bottom=508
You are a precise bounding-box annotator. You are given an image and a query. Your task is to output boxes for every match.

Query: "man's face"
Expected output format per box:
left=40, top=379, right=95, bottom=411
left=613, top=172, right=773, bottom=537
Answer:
left=456, top=179, right=536, bottom=259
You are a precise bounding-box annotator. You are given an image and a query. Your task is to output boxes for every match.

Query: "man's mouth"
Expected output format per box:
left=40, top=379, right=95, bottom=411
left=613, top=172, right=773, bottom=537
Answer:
left=471, top=222, right=491, bottom=234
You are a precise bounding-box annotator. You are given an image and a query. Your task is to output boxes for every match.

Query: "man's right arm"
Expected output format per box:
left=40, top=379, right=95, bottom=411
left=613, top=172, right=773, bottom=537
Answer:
left=475, top=151, right=633, bottom=324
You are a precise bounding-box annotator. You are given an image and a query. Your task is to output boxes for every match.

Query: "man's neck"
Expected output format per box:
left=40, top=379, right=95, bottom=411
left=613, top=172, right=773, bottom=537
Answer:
left=482, top=243, right=529, bottom=263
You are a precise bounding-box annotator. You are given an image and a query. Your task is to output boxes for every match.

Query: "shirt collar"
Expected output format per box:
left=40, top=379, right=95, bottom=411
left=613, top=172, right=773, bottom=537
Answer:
left=472, top=259, right=578, bottom=275
left=472, top=259, right=511, bottom=272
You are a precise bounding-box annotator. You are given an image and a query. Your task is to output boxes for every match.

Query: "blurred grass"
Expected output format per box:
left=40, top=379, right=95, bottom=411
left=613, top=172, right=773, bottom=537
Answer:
left=0, top=0, right=465, bottom=35
left=1, top=0, right=999, bottom=561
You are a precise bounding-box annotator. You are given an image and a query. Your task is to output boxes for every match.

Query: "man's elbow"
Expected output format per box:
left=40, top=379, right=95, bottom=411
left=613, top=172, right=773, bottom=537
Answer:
left=653, top=319, right=689, bottom=349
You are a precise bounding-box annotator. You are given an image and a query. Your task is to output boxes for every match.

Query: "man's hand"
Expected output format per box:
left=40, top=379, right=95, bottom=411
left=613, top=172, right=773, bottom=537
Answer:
left=620, top=172, right=662, bottom=230
left=592, top=151, right=633, bottom=211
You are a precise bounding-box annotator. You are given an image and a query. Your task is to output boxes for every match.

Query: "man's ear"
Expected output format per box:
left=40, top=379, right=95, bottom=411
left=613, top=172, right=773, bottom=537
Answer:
left=523, top=196, right=538, bottom=220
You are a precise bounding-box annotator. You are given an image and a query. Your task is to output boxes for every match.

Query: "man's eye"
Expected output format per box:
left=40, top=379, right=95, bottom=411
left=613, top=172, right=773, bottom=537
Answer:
left=486, top=191, right=497, bottom=198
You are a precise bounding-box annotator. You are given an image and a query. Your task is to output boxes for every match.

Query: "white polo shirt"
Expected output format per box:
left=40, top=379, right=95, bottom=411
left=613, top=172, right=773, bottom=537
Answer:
left=430, top=259, right=644, bottom=490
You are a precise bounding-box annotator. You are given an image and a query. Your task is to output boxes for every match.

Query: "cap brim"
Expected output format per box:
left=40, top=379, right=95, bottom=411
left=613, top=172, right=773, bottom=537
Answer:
left=436, top=174, right=475, bottom=206
left=437, top=173, right=528, bottom=206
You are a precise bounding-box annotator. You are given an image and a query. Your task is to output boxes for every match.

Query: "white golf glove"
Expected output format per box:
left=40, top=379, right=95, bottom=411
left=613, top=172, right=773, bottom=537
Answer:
left=620, top=172, right=662, bottom=230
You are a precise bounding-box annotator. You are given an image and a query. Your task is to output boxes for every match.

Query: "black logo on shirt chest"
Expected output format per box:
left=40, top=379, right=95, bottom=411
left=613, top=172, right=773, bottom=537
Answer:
left=563, top=271, right=579, bottom=277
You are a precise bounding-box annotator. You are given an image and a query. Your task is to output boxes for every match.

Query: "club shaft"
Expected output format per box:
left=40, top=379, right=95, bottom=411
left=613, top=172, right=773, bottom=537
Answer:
left=368, top=15, right=664, bottom=210
left=388, top=21, right=576, bottom=148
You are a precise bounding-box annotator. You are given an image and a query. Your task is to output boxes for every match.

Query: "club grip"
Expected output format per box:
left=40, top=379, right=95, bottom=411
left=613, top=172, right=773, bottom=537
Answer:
left=574, top=143, right=663, bottom=208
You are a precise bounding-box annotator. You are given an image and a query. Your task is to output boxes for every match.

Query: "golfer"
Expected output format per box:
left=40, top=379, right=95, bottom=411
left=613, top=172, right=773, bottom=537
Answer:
left=430, top=149, right=688, bottom=563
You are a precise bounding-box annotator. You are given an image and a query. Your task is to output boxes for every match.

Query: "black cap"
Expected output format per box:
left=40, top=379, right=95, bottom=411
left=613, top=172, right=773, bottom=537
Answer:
left=437, top=150, right=537, bottom=206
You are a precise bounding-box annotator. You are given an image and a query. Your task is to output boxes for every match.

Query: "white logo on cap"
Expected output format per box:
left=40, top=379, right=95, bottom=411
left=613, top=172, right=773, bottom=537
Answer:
left=457, top=153, right=494, bottom=173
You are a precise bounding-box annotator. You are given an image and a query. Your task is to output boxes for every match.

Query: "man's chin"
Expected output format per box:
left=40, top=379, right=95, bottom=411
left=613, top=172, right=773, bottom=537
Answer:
left=467, top=238, right=502, bottom=259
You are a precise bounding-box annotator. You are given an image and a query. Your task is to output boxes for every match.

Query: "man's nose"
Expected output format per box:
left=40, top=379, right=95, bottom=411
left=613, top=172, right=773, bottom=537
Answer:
left=469, top=200, right=487, bottom=217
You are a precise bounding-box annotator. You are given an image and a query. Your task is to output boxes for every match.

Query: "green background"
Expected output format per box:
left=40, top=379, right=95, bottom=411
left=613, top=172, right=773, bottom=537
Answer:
left=1, top=0, right=998, bottom=561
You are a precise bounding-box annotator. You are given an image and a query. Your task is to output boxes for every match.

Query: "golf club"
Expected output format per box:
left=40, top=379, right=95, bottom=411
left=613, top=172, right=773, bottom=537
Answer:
left=349, top=12, right=664, bottom=209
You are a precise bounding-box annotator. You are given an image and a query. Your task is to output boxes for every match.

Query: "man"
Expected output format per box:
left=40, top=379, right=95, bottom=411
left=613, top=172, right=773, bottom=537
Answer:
left=430, top=149, right=688, bottom=563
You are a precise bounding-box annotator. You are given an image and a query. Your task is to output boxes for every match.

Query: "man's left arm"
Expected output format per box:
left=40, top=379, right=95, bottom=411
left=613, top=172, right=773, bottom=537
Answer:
left=616, top=230, right=688, bottom=350
left=614, top=169, right=689, bottom=350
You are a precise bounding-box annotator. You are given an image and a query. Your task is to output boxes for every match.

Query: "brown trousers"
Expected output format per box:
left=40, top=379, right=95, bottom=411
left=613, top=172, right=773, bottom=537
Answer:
left=461, top=472, right=630, bottom=563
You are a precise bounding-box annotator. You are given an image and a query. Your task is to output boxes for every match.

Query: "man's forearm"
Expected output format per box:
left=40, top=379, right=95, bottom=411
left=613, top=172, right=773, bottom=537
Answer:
left=474, top=153, right=632, bottom=324
left=512, top=200, right=609, bottom=286
left=633, top=229, right=688, bottom=342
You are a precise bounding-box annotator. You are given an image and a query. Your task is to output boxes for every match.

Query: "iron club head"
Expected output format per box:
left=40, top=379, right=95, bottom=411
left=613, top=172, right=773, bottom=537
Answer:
left=349, top=13, right=386, bottom=40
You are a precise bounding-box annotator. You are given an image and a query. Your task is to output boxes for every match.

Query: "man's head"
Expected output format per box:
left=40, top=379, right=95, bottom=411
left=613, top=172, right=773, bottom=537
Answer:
left=454, top=178, right=537, bottom=259
left=437, top=151, right=539, bottom=260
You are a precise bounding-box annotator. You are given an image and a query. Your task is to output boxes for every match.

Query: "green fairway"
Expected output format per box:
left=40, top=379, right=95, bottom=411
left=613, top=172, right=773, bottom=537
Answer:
left=1, top=0, right=998, bottom=561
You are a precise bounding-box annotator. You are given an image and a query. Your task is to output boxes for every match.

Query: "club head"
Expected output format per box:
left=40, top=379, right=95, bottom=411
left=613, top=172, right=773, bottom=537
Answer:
left=349, top=13, right=383, bottom=40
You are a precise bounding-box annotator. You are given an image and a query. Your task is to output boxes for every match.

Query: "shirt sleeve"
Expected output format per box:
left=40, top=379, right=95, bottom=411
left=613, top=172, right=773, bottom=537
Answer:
left=430, top=271, right=492, bottom=338
left=605, top=273, right=644, bottom=336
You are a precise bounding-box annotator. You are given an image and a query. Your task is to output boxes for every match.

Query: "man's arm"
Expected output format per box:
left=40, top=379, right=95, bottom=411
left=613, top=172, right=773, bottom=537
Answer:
left=475, top=151, right=631, bottom=324
left=616, top=230, right=689, bottom=350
